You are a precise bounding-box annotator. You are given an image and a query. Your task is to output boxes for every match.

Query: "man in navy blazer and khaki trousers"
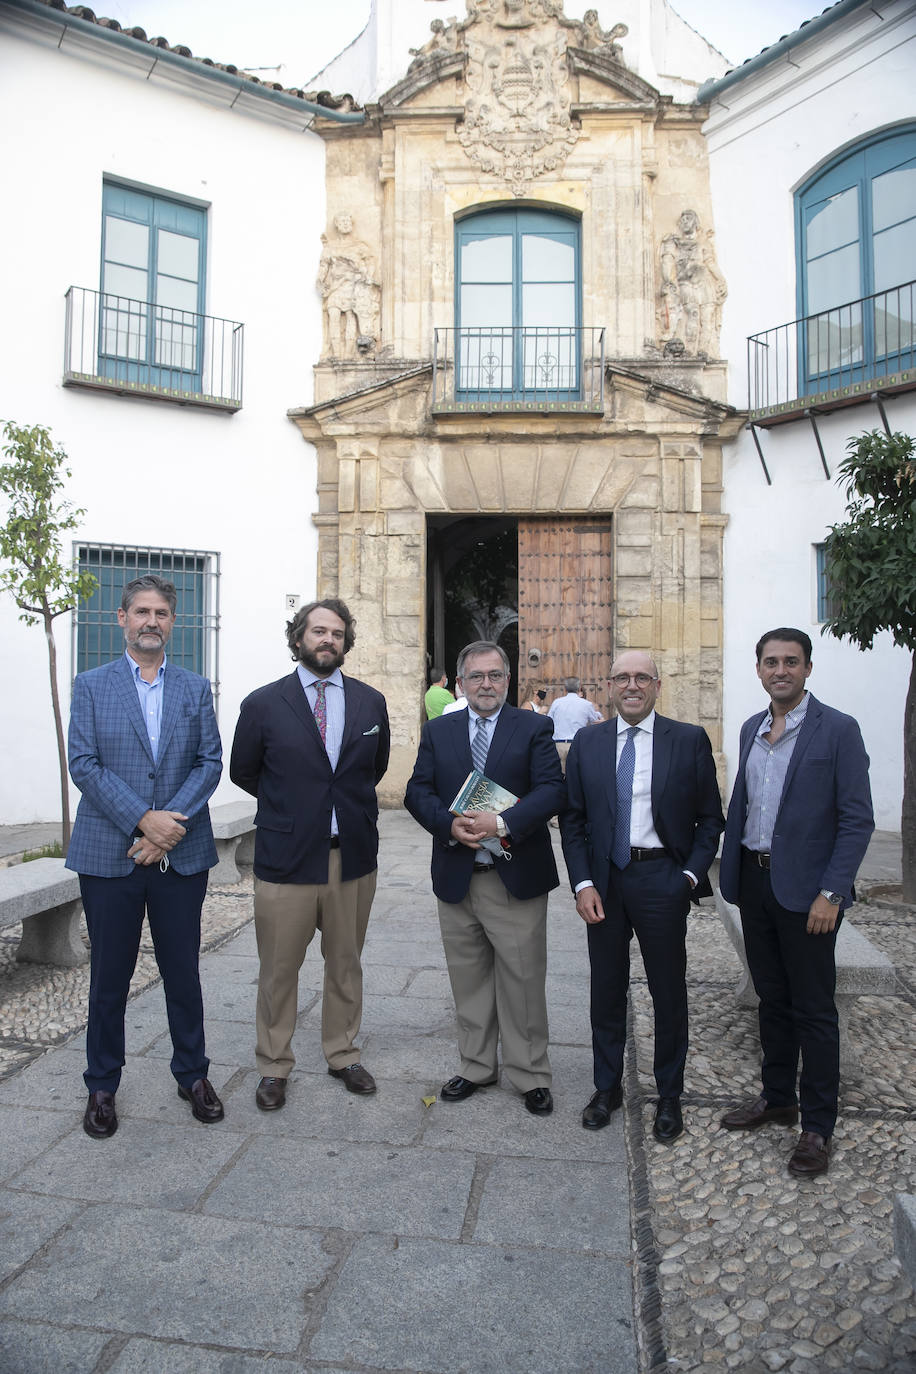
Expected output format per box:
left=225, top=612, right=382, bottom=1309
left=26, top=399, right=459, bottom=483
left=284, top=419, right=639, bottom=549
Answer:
left=560, top=650, right=724, bottom=1142
left=67, top=575, right=223, bottom=1139
left=719, top=628, right=874, bottom=1177
left=230, top=599, right=390, bottom=1111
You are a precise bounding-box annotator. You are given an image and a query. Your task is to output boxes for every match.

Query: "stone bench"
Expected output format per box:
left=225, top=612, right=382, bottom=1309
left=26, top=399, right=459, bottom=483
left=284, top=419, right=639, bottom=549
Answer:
left=0, top=858, right=87, bottom=966
left=714, top=887, right=896, bottom=1074
left=210, top=800, right=256, bottom=885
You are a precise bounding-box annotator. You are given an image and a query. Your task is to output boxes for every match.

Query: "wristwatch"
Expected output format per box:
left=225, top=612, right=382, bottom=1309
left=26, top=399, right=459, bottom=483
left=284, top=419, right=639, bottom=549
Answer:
left=819, top=888, right=843, bottom=906
left=495, top=815, right=507, bottom=839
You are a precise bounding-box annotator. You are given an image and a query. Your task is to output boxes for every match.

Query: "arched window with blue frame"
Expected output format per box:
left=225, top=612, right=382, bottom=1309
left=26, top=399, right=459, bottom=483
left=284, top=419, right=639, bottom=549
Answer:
left=796, top=126, right=916, bottom=391
left=455, top=207, right=581, bottom=400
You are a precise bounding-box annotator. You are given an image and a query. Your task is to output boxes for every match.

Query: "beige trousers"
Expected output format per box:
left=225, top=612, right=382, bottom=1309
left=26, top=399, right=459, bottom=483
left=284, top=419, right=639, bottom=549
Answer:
left=437, top=867, right=551, bottom=1093
left=253, top=850, right=377, bottom=1076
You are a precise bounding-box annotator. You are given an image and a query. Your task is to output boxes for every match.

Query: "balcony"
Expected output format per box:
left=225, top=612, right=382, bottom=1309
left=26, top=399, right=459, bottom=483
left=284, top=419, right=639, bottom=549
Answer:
left=747, top=280, right=915, bottom=427
left=432, top=326, right=605, bottom=413
left=64, top=286, right=244, bottom=412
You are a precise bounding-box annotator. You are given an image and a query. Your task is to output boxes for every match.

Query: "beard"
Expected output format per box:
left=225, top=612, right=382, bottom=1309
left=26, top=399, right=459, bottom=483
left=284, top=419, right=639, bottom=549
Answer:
left=298, top=642, right=345, bottom=675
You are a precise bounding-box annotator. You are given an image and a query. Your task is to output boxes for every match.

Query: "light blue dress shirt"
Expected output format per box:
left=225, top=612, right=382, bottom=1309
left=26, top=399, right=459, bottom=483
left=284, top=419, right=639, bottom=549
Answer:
left=126, top=650, right=166, bottom=761
left=297, top=664, right=345, bottom=836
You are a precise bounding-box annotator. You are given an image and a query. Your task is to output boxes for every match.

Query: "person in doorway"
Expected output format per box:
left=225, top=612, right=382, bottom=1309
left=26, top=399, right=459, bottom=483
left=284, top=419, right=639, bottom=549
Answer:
left=425, top=666, right=455, bottom=720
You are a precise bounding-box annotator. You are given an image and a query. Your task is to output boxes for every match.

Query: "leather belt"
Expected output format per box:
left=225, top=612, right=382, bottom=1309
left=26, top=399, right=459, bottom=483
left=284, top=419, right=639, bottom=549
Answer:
left=742, top=847, right=770, bottom=869
left=629, top=847, right=668, bottom=862
left=554, top=738, right=574, bottom=743
left=329, top=836, right=340, bottom=849
left=472, top=861, right=494, bottom=874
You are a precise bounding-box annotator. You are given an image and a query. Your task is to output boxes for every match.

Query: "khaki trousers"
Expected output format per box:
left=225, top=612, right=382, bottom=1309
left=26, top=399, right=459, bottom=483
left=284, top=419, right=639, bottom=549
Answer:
left=437, top=867, right=551, bottom=1093
left=253, top=850, right=377, bottom=1076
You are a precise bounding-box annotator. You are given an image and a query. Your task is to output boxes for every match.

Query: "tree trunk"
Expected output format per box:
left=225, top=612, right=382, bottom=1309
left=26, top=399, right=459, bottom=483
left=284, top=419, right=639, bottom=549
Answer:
left=903, top=650, right=915, bottom=903
left=44, top=604, right=71, bottom=854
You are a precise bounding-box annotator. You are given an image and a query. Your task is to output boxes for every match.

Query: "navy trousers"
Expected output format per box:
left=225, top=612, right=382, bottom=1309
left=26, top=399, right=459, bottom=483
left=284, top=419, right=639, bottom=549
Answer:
left=738, top=852, right=841, bottom=1139
left=80, top=864, right=209, bottom=1093
left=587, top=854, right=691, bottom=1098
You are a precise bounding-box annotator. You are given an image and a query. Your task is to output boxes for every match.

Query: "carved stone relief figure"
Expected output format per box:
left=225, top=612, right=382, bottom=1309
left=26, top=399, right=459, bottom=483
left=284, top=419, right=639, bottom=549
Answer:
left=576, top=9, right=627, bottom=55
left=657, top=210, right=727, bottom=358
left=317, top=214, right=381, bottom=357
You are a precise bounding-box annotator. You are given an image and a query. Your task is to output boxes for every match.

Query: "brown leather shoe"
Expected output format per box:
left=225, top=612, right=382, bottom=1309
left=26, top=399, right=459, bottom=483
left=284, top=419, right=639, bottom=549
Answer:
left=177, top=1078, right=224, bottom=1123
left=328, top=1063, right=376, bottom=1095
left=788, top=1131, right=830, bottom=1177
left=83, top=1090, right=118, bottom=1139
left=721, top=1095, right=799, bottom=1130
left=255, top=1076, right=287, bottom=1111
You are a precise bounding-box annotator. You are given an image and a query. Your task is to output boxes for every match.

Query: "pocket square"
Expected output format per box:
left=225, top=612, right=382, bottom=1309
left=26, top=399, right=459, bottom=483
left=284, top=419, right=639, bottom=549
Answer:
left=362, top=724, right=380, bottom=736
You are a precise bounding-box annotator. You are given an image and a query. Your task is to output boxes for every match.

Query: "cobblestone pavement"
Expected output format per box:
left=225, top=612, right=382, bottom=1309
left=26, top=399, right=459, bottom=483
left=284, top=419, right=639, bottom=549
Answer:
left=1, top=827, right=914, bottom=1372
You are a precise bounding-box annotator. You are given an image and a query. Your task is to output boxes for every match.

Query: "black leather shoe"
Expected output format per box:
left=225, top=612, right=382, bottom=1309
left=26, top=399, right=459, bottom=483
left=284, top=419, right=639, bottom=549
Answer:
left=720, top=1095, right=799, bottom=1130
left=83, top=1090, right=118, bottom=1139
left=328, top=1063, right=377, bottom=1095
left=653, top=1097, right=683, bottom=1142
left=440, top=1074, right=497, bottom=1101
left=524, top=1087, right=553, bottom=1115
left=178, top=1078, right=224, bottom=1123
left=255, top=1076, right=287, bottom=1111
left=582, top=1086, right=622, bottom=1130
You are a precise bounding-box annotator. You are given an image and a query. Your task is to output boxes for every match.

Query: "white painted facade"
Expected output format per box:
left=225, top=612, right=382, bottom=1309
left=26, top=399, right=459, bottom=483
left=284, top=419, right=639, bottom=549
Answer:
left=705, top=0, right=915, bottom=829
left=0, top=1, right=331, bottom=822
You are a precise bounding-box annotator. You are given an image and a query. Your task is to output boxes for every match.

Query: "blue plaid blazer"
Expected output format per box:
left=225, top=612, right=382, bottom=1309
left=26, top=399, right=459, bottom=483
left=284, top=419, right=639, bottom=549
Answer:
left=66, top=655, right=222, bottom=878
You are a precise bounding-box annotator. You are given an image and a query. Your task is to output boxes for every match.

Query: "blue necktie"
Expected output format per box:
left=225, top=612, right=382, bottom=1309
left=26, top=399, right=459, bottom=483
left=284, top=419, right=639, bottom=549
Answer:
left=613, top=725, right=639, bottom=869
left=471, top=715, right=489, bottom=775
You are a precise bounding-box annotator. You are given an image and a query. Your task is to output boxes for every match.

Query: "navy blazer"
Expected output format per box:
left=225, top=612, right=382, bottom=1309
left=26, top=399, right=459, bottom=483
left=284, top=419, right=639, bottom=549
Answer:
left=560, top=713, right=724, bottom=902
left=229, top=670, right=390, bottom=885
left=719, top=692, right=874, bottom=912
left=66, top=656, right=222, bottom=878
left=404, top=704, right=566, bottom=905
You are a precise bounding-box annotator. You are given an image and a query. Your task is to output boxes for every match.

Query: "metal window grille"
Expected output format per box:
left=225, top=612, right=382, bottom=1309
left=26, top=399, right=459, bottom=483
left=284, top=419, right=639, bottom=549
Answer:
left=815, top=544, right=839, bottom=623
left=73, top=544, right=220, bottom=705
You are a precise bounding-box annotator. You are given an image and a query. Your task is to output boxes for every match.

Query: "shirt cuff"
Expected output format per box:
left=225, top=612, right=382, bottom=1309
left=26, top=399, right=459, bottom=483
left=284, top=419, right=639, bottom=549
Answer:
left=684, top=870, right=698, bottom=888
left=575, top=880, right=595, bottom=894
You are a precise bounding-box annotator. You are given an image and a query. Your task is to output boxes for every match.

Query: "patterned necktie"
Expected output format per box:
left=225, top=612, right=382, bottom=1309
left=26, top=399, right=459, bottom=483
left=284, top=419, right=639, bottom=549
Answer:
left=471, top=715, right=490, bottom=774
left=313, top=680, right=327, bottom=746
left=612, top=725, right=639, bottom=869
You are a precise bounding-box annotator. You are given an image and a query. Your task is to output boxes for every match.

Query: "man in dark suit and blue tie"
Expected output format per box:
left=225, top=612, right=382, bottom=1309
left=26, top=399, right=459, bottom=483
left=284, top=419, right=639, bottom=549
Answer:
left=718, top=628, right=874, bottom=1177
left=560, top=650, right=724, bottom=1141
left=67, top=574, right=224, bottom=1139
left=230, top=599, right=389, bottom=1111
left=405, top=640, right=566, bottom=1115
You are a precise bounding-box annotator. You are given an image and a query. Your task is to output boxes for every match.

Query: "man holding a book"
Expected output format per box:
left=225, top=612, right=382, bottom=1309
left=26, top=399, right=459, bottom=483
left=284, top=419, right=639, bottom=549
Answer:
left=405, top=641, right=566, bottom=1115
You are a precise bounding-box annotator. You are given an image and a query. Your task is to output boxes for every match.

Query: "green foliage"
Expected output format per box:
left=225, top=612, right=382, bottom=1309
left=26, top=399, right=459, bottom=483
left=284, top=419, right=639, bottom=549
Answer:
left=821, top=430, right=916, bottom=653
left=0, top=422, right=97, bottom=624
left=22, top=842, right=64, bottom=862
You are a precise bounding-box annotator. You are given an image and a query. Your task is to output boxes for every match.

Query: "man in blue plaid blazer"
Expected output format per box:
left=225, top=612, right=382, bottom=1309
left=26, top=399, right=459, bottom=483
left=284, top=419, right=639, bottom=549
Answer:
left=66, top=574, right=223, bottom=1138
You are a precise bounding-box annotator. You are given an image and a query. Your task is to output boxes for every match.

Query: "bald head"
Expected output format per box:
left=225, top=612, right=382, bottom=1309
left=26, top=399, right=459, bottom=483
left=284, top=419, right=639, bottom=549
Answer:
left=608, top=650, right=660, bottom=724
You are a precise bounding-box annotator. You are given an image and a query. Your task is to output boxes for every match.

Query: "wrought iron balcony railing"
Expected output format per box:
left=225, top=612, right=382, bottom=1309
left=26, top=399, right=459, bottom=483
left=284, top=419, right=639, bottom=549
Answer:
left=64, top=286, right=244, bottom=412
left=747, top=279, right=915, bottom=425
left=432, top=326, right=605, bottom=412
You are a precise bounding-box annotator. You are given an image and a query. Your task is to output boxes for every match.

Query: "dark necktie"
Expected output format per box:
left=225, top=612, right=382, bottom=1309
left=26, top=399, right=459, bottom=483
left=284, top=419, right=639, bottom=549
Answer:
left=313, top=680, right=327, bottom=747
left=471, top=715, right=489, bottom=774
left=613, top=725, right=639, bottom=869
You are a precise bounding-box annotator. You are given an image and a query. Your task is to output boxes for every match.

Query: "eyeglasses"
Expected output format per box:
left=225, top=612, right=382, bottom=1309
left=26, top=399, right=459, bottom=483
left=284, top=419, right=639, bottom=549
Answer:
left=609, top=673, right=658, bottom=688
left=463, top=670, right=506, bottom=685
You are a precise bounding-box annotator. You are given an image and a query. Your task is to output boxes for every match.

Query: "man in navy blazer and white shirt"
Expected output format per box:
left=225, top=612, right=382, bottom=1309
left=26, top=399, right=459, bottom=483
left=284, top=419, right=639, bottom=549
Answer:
left=719, top=628, right=874, bottom=1177
left=560, top=650, right=724, bottom=1142
left=230, top=599, right=389, bottom=1111
left=67, top=574, right=224, bottom=1139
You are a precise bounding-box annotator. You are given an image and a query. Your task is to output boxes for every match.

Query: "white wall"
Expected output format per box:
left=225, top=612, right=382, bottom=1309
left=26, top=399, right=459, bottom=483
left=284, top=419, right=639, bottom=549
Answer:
left=0, top=14, right=329, bottom=823
left=706, top=0, right=916, bottom=829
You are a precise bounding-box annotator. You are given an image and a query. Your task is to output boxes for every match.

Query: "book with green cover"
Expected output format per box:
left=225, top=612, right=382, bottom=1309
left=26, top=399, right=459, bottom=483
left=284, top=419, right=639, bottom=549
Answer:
left=449, top=769, right=519, bottom=816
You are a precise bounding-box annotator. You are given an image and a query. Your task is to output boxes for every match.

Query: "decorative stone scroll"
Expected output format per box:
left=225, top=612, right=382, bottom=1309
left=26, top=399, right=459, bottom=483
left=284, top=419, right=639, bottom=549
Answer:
left=657, top=210, right=727, bottom=359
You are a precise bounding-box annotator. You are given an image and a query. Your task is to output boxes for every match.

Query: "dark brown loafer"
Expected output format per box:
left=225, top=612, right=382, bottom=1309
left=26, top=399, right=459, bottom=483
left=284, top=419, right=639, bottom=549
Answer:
left=255, top=1076, right=287, bottom=1111
left=788, top=1131, right=830, bottom=1177
left=328, top=1063, right=376, bottom=1095
left=178, top=1078, right=224, bottom=1123
left=83, top=1090, right=118, bottom=1139
left=721, top=1095, right=799, bottom=1131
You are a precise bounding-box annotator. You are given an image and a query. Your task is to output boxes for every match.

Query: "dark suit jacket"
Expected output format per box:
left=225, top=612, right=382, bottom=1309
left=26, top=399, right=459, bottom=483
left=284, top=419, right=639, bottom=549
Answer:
left=229, top=670, right=390, bottom=884
left=560, top=713, right=724, bottom=901
left=404, top=705, right=566, bottom=905
left=719, top=692, right=874, bottom=912
left=66, top=655, right=221, bottom=878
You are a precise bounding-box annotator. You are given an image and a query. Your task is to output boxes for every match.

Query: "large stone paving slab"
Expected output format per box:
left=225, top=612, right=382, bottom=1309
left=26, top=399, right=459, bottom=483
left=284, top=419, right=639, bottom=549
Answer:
left=0, top=1189, right=85, bottom=1283
left=0, top=1318, right=110, bottom=1374
left=473, top=1156, right=631, bottom=1252
left=308, top=1234, right=636, bottom=1373
left=204, top=1136, right=477, bottom=1239
left=0, top=1205, right=334, bottom=1352
left=9, top=1117, right=242, bottom=1207
left=229, top=1068, right=428, bottom=1145
left=107, top=1339, right=307, bottom=1373
left=420, top=1088, right=629, bottom=1162
left=0, top=1106, right=78, bottom=1185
